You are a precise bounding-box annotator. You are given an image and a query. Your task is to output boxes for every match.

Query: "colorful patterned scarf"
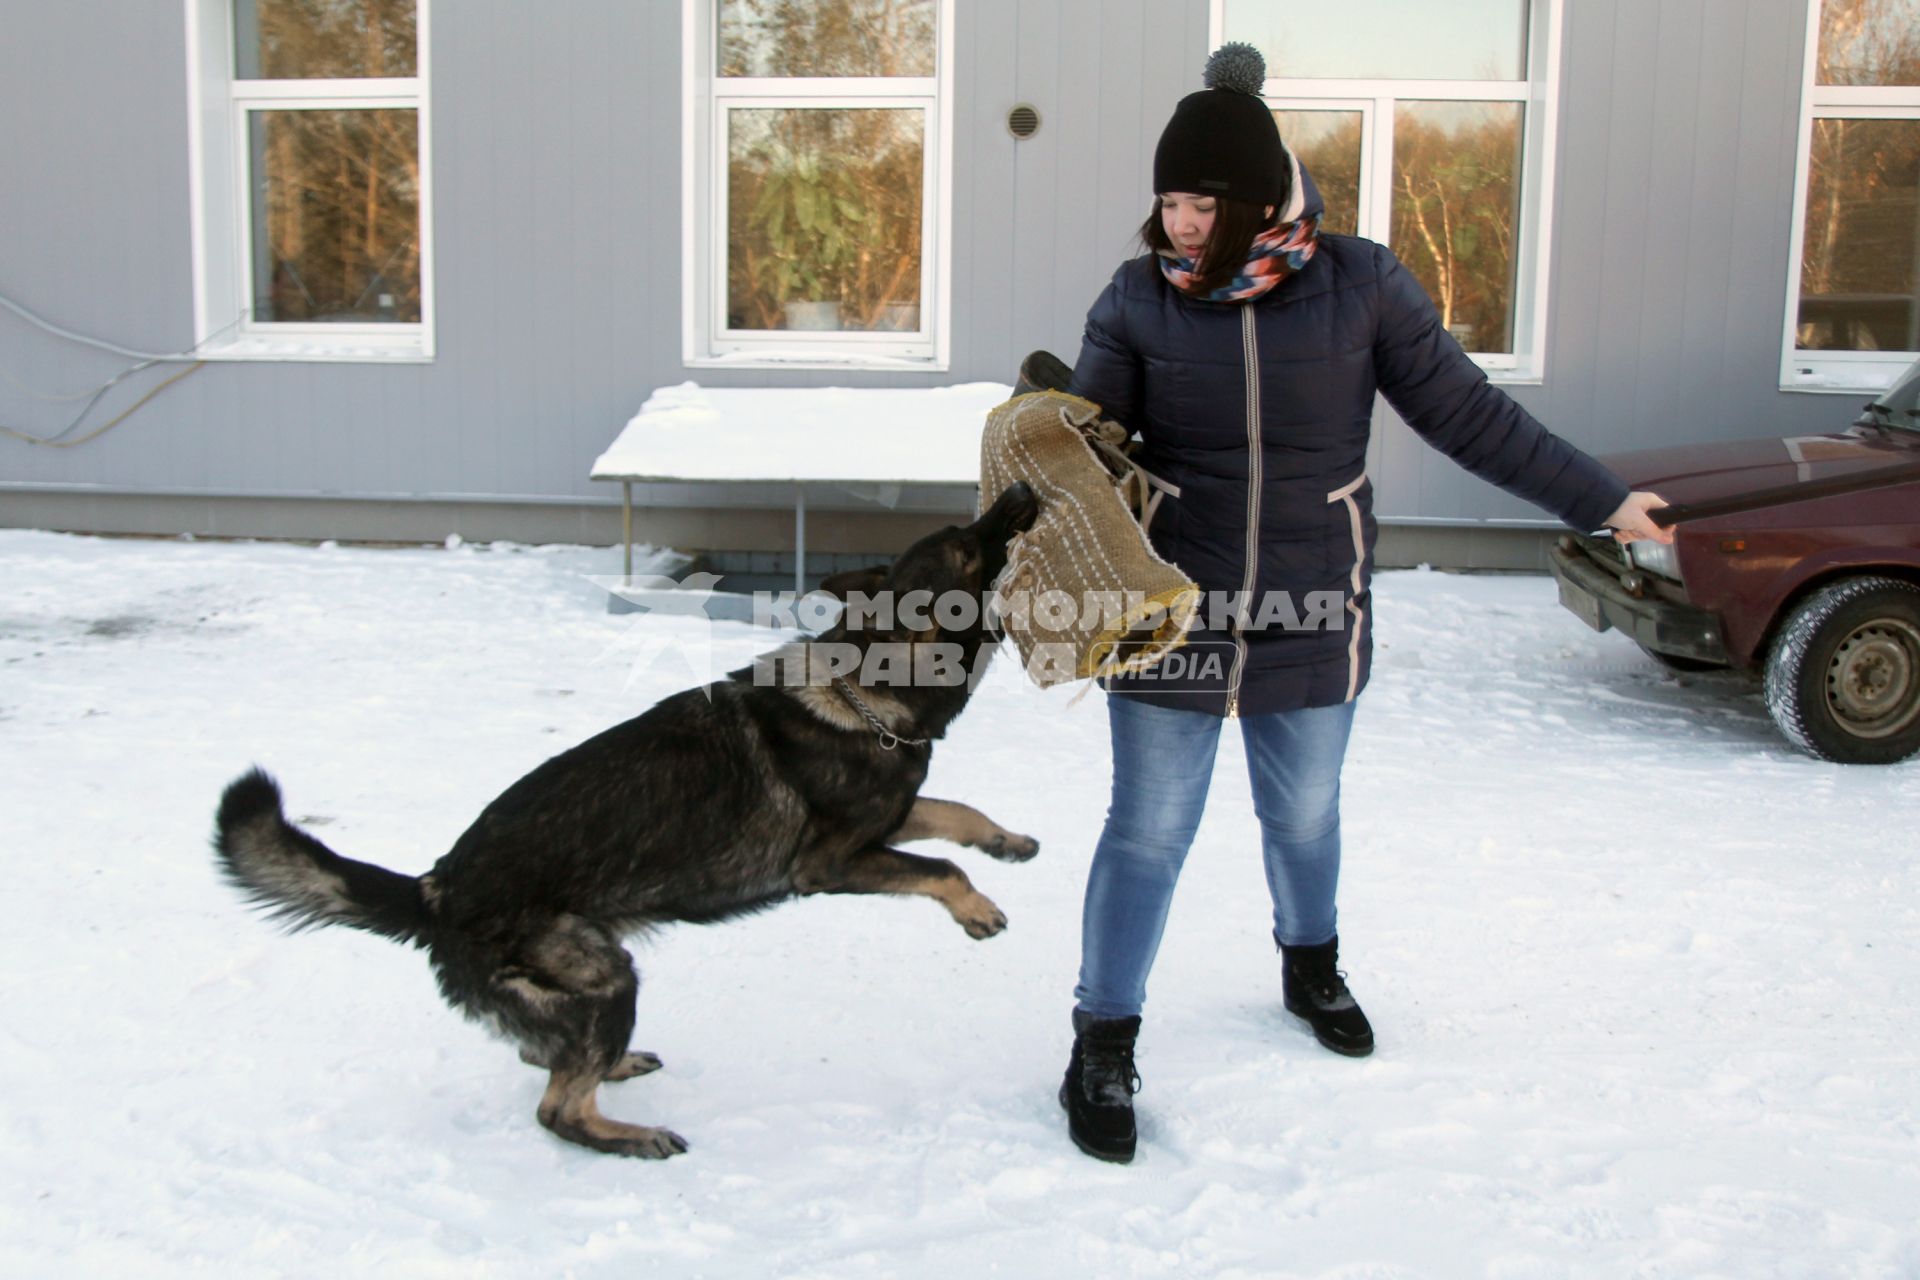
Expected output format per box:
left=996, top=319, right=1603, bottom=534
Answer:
left=1157, top=215, right=1321, bottom=303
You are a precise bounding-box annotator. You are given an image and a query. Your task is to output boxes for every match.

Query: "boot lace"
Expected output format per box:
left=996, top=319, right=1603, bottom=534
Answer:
left=1082, top=1037, right=1142, bottom=1105
left=1291, top=959, right=1356, bottom=1011
left=1310, top=968, right=1351, bottom=1004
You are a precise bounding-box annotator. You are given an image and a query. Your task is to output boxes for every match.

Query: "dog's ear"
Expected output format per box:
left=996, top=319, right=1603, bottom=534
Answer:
left=816, top=564, right=888, bottom=602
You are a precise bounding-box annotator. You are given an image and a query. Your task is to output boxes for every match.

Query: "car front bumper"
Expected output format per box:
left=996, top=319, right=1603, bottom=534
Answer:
left=1547, top=535, right=1731, bottom=665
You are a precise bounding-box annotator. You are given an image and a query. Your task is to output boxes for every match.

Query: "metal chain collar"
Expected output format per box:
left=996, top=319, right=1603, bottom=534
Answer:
left=831, top=675, right=930, bottom=751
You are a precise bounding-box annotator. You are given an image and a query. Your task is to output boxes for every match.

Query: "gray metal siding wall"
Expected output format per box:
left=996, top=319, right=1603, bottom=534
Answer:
left=0, top=0, right=1874, bottom=542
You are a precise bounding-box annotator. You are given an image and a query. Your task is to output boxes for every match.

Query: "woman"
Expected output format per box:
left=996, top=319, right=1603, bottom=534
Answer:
left=1057, top=43, right=1672, bottom=1164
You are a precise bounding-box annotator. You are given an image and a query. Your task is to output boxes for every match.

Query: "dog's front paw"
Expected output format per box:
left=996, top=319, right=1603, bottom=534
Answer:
left=980, top=832, right=1041, bottom=863
left=956, top=893, right=1007, bottom=939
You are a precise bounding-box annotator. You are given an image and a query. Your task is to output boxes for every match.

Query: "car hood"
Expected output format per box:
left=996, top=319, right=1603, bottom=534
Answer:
left=1600, top=427, right=1919, bottom=505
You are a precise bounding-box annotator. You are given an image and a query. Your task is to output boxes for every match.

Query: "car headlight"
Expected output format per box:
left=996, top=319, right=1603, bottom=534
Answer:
left=1627, top=538, right=1681, bottom=581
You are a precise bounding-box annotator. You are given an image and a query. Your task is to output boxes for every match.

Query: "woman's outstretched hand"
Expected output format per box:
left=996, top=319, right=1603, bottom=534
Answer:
left=1606, top=491, right=1674, bottom=545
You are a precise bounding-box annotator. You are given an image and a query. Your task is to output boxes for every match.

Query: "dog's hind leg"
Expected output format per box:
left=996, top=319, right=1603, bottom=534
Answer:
left=537, top=1067, right=686, bottom=1158
left=520, top=1046, right=662, bottom=1081
left=604, top=1051, right=664, bottom=1081
left=483, top=916, right=685, bottom=1158
left=798, top=847, right=1008, bottom=939
left=889, top=797, right=1040, bottom=863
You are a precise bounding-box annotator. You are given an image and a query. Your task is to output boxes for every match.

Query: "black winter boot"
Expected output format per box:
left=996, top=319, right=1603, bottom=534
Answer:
left=1279, top=934, right=1374, bottom=1058
left=1059, top=1009, right=1142, bottom=1163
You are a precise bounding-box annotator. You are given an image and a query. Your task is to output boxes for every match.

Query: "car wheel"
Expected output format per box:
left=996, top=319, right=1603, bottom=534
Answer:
left=1635, top=643, right=1727, bottom=673
left=1764, top=576, right=1920, bottom=764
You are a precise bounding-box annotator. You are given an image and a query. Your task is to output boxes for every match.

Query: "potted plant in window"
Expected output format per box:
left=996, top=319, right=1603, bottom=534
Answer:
left=745, top=146, right=866, bottom=331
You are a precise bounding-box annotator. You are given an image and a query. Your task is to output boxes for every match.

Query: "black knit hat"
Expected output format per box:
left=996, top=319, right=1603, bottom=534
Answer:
left=1153, top=43, right=1288, bottom=205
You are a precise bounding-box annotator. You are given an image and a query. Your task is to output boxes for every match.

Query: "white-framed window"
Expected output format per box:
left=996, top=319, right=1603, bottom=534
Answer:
left=185, top=0, right=434, bottom=362
left=1782, top=0, right=1920, bottom=393
left=682, top=0, right=954, bottom=370
left=1212, top=0, right=1562, bottom=380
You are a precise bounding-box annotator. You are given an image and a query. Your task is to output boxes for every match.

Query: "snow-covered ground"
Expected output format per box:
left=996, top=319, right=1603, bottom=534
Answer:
left=1, top=527, right=1915, bottom=1279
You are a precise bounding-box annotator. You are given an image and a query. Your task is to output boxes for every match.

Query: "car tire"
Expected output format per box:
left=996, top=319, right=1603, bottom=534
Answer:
left=1764, top=575, right=1920, bottom=764
left=1635, top=643, right=1727, bottom=673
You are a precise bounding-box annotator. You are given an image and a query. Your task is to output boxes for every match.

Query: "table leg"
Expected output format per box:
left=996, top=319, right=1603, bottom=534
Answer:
left=623, top=481, right=633, bottom=583
left=794, top=485, right=807, bottom=596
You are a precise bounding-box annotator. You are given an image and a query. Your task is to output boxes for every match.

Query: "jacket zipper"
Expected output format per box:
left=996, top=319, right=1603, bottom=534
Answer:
left=1226, top=304, right=1261, bottom=718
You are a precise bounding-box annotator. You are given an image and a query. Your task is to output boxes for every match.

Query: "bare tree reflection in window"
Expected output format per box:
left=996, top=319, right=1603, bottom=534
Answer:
left=1816, top=0, right=1920, bottom=87
left=237, top=0, right=417, bottom=79
left=719, top=0, right=935, bottom=78
left=250, top=109, right=422, bottom=323
left=1392, top=102, right=1523, bottom=354
left=1272, top=110, right=1362, bottom=237
left=1799, top=119, right=1920, bottom=352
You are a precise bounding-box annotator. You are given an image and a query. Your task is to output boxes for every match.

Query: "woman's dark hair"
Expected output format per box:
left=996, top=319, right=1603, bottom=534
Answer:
left=1139, top=194, right=1283, bottom=296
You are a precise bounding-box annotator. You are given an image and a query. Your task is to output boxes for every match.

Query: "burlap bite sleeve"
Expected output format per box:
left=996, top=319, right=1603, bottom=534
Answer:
left=979, top=391, right=1200, bottom=688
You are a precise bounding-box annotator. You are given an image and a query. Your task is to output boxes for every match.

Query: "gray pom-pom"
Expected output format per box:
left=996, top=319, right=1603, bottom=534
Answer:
left=1203, top=42, right=1266, bottom=94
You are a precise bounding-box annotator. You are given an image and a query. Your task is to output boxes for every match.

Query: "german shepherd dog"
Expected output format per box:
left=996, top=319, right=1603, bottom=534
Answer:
left=212, top=482, right=1042, bottom=1158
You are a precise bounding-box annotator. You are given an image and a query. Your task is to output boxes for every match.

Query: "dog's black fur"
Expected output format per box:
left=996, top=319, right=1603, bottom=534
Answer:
left=213, top=483, right=1042, bottom=1158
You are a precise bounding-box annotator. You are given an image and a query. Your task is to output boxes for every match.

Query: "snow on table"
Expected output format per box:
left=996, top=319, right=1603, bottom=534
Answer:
left=590, top=381, right=1013, bottom=484
left=590, top=381, right=1011, bottom=593
left=2, top=529, right=1917, bottom=1279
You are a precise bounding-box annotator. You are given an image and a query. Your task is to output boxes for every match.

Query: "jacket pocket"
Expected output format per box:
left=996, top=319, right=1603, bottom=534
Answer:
left=1324, top=473, right=1368, bottom=583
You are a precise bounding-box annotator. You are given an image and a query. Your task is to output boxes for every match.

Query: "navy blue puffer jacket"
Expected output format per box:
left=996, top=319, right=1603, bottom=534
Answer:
left=1069, top=173, right=1628, bottom=717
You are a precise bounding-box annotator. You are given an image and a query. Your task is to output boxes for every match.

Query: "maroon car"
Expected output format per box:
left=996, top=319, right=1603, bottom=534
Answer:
left=1550, top=358, right=1920, bottom=764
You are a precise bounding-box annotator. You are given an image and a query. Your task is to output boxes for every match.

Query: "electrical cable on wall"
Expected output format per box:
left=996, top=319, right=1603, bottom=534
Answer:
left=1, top=362, right=136, bottom=402
left=0, top=288, right=231, bottom=447
left=2, top=362, right=207, bottom=449
left=0, top=292, right=208, bottom=362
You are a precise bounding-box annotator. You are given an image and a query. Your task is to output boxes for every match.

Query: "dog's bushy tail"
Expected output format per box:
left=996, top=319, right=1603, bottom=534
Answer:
left=213, top=767, right=431, bottom=946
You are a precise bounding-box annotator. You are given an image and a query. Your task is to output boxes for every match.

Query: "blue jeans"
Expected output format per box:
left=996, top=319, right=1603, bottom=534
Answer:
left=1073, top=694, right=1359, bottom=1019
